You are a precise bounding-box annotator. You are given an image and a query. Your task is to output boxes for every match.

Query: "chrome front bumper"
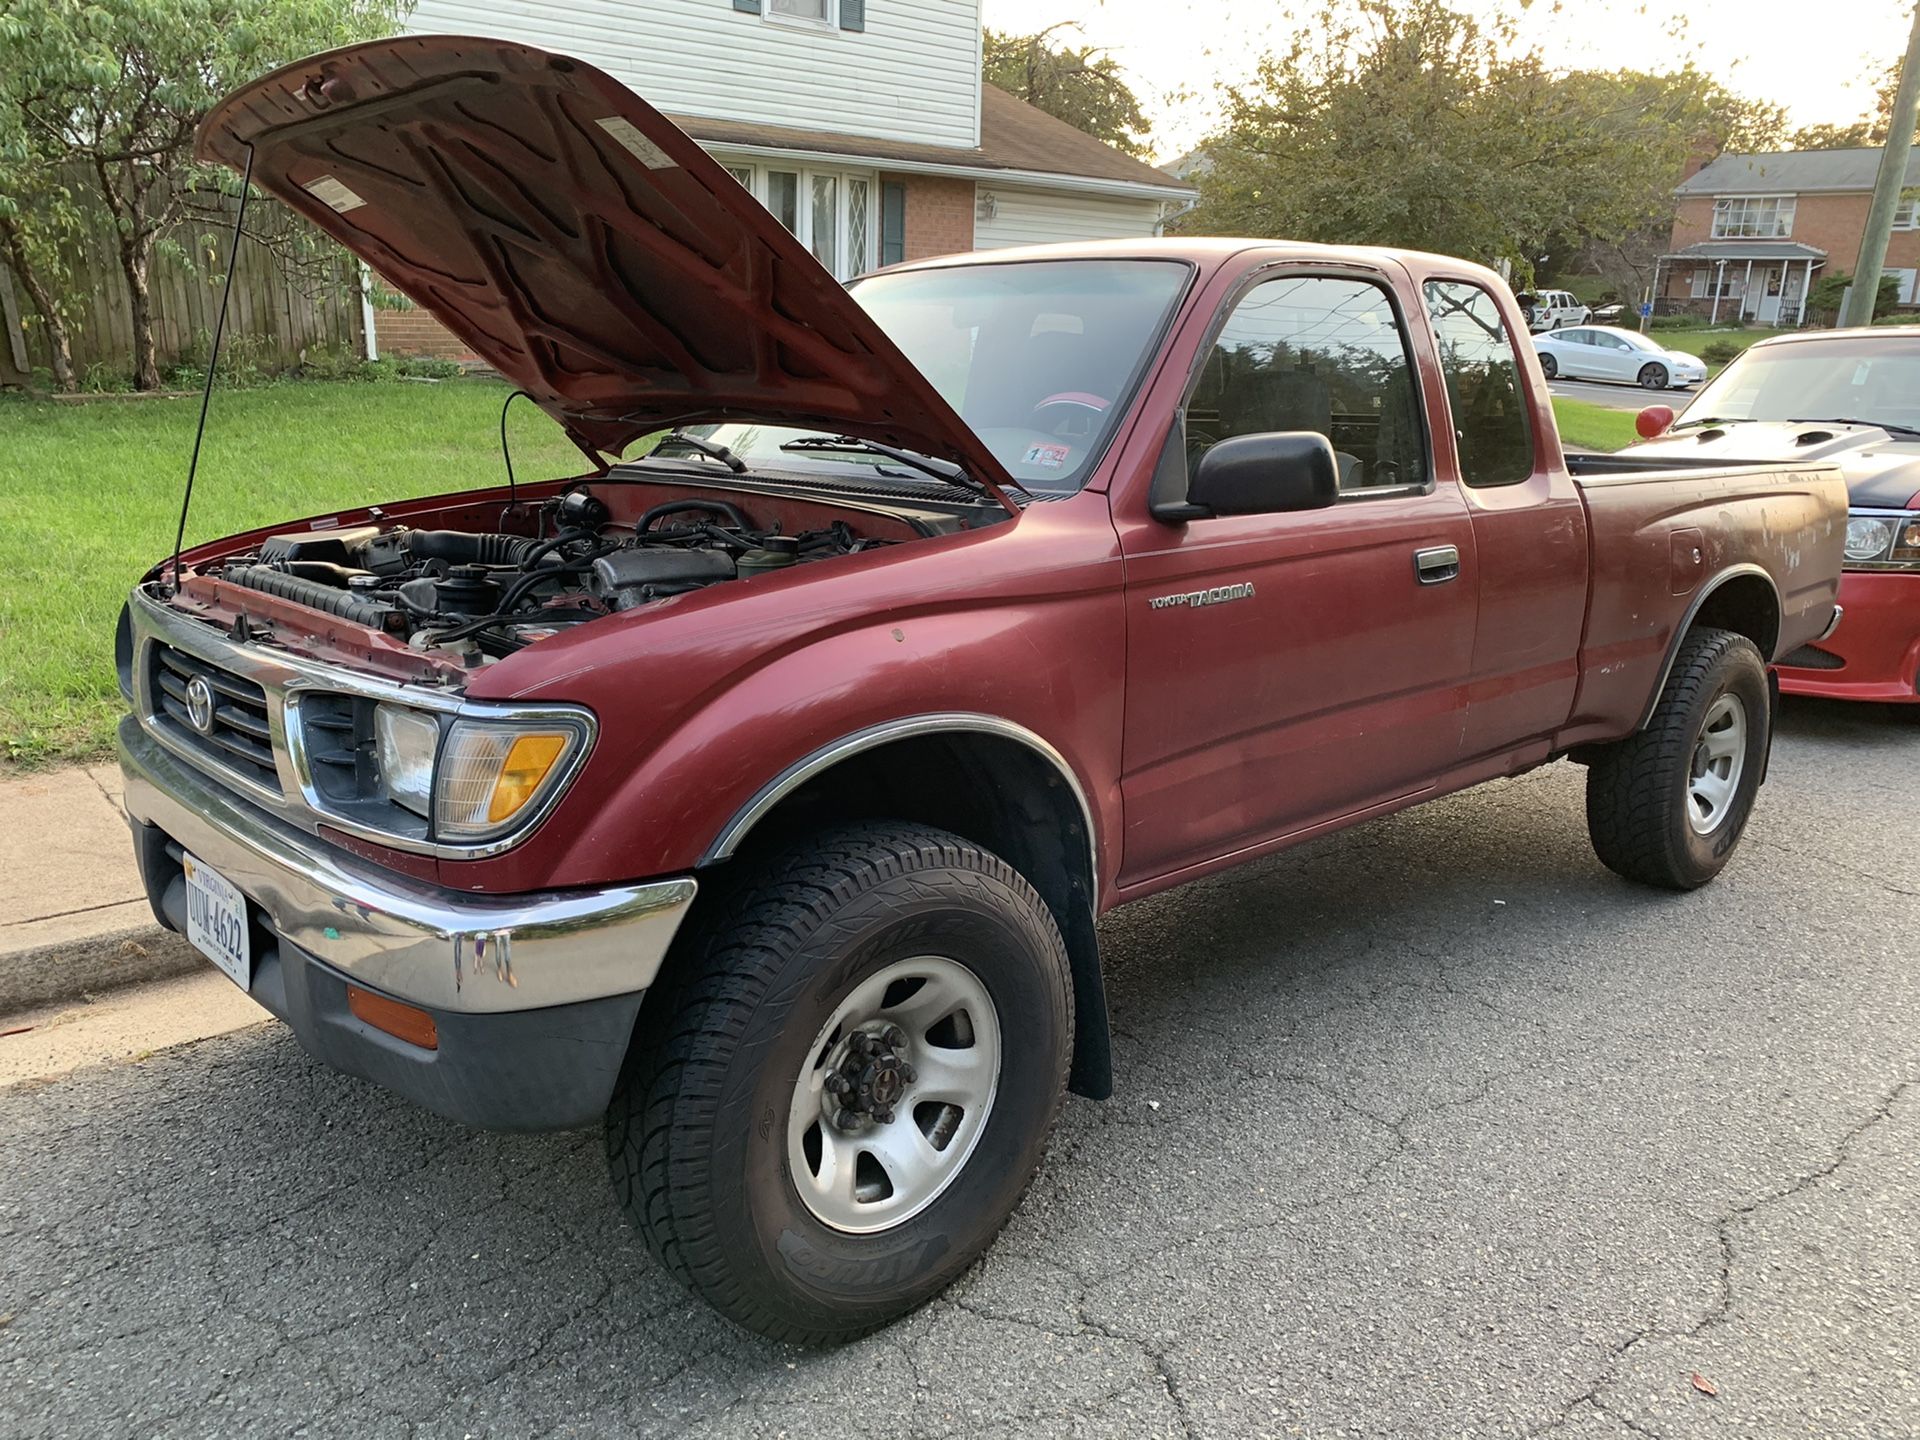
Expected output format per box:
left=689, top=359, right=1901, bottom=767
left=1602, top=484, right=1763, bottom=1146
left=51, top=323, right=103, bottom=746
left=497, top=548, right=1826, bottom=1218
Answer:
left=119, top=716, right=696, bottom=1015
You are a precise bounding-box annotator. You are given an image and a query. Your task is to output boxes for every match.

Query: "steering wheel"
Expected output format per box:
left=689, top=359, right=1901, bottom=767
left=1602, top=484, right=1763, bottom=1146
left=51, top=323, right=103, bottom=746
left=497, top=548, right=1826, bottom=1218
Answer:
left=1028, top=391, right=1110, bottom=437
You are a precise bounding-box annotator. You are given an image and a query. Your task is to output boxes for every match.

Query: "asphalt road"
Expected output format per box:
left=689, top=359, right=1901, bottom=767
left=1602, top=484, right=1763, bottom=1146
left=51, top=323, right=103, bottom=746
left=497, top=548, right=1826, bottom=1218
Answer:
left=1548, top=377, right=1692, bottom=411
left=5, top=698, right=1919, bottom=1439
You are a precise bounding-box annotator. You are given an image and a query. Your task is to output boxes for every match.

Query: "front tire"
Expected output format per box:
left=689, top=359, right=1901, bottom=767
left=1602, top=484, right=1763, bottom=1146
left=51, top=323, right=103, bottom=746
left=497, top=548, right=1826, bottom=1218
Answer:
left=606, top=822, right=1073, bottom=1343
left=1586, top=627, right=1770, bottom=890
left=1638, top=362, right=1670, bottom=390
left=1539, top=353, right=1558, bottom=379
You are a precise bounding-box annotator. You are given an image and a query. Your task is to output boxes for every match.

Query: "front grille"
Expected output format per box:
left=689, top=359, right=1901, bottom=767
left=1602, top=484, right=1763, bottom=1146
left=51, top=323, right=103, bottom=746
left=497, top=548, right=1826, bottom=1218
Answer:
left=298, top=692, right=371, bottom=802
left=149, top=643, right=282, bottom=793
left=1780, top=644, right=1846, bottom=671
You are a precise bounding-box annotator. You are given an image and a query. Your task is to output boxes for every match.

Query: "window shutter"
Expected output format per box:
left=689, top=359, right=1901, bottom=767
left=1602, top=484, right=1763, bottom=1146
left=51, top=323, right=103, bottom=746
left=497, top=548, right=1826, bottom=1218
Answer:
left=733, top=0, right=761, bottom=13
left=840, top=0, right=865, bottom=31
left=880, top=181, right=906, bottom=266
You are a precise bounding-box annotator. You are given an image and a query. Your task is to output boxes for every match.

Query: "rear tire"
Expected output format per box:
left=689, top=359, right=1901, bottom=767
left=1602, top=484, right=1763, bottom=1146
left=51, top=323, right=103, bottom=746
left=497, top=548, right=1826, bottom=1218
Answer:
left=606, top=821, right=1073, bottom=1344
left=1540, top=354, right=1558, bottom=379
left=1586, top=627, right=1770, bottom=890
left=1638, top=362, right=1669, bottom=390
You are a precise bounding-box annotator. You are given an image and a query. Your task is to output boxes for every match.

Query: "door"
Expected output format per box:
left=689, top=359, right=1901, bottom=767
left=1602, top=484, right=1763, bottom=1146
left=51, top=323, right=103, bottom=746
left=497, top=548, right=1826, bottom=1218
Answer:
left=1422, top=279, right=1590, bottom=759
left=1555, top=329, right=1594, bottom=378
left=1756, top=266, right=1783, bottom=324
left=1589, top=330, right=1639, bottom=381
left=1117, top=268, right=1480, bottom=886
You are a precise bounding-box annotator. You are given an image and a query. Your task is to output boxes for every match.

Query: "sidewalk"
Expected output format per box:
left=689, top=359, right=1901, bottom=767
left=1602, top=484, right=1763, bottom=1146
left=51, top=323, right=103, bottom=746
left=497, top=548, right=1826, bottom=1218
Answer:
left=0, top=764, right=203, bottom=1013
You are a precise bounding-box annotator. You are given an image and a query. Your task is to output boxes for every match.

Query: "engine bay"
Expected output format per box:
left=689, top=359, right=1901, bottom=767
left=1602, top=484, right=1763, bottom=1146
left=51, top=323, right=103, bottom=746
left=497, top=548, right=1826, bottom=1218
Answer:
left=178, top=479, right=965, bottom=664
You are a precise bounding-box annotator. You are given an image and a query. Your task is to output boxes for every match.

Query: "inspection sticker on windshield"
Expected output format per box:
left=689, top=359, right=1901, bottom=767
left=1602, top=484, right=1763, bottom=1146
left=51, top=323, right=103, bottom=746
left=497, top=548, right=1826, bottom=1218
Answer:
left=596, top=117, right=676, bottom=169
left=304, top=175, right=366, bottom=213
left=1022, top=443, right=1070, bottom=470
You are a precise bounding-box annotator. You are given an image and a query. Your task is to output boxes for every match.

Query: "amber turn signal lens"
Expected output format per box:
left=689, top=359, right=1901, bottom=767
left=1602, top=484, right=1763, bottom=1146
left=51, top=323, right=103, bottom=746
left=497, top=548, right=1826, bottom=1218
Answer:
left=488, top=733, right=570, bottom=822
left=347, top=985, right=439, bottom=1050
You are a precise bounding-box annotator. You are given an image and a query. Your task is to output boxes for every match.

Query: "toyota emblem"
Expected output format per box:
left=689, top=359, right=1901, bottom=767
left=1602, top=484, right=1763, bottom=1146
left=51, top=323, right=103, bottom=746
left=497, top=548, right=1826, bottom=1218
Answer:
left=184, top=675, right=218, bottom=735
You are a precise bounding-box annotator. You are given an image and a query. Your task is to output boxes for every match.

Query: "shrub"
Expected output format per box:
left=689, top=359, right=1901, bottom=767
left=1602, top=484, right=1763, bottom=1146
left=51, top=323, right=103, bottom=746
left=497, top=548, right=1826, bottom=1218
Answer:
left=1700, top=340, right=1743, bottom=366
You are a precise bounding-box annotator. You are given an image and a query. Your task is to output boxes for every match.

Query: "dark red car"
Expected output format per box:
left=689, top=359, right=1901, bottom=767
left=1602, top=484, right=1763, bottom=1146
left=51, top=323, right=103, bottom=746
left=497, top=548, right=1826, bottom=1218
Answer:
left=1629, top=328, right=1920, bottom=711
left=116, top=37, right=1846, bottom=1341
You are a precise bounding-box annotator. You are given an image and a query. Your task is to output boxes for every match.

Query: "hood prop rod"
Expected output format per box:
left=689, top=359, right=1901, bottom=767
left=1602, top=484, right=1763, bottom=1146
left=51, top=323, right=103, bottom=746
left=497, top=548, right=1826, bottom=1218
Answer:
left=166, top=142, right=254, bottom=597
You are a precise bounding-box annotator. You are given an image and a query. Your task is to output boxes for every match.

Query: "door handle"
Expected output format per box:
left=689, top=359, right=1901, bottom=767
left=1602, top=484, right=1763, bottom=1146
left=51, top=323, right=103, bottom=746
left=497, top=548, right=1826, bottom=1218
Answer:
left=1413, top=545, right=1460, bottom=585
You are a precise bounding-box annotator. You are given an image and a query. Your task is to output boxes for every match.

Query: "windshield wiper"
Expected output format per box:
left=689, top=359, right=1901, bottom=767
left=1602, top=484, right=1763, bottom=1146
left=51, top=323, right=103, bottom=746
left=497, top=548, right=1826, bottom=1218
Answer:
left=651, top=429, right=747, bottom=473
left=778, top=435, right=1021, bottom=502
left=1670, top=415, right=1738, bottom=430
left=1788, top=417, right=1920, bottom=438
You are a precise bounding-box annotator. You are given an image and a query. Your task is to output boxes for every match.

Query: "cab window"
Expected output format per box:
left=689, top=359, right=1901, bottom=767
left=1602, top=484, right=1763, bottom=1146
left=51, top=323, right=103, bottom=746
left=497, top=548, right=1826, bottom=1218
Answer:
left=1424, top=280, right=1535, bottom=488
left=1186, top=275, right=1427, bottom=493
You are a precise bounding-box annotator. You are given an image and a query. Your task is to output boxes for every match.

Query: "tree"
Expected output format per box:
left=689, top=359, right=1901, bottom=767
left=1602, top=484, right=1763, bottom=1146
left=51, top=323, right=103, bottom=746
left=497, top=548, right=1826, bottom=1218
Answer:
left=984, top=24, right=1151, bottom=158
left=1180, top=0, right=1788, bottom=282
left=0, top=0, right=399, bottom=391
left=0, top=90, right=80, bottom=389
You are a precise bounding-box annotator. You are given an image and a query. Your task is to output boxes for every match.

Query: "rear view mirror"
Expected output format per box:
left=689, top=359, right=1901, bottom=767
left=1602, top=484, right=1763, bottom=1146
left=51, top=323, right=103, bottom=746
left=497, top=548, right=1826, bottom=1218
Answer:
left=1636, top=405, right=1675, bottom=439
left=1175, top=432, right=1341, bottom=519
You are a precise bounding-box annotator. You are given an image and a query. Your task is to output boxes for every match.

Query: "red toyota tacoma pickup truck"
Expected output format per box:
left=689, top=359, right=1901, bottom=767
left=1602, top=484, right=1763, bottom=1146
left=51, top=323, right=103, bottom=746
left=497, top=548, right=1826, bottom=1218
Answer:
left=117, top=38, right=1845, bottom=1342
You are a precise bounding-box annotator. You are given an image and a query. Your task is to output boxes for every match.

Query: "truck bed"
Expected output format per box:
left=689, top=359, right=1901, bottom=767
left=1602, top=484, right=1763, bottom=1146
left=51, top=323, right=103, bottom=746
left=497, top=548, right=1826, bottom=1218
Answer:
left=1560, top=456, right=1848, bottom=745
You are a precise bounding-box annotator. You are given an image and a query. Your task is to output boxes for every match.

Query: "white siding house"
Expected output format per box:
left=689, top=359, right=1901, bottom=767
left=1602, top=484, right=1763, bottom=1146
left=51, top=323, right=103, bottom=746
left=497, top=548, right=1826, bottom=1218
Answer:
left=380, top=0, right=1193, bottom=356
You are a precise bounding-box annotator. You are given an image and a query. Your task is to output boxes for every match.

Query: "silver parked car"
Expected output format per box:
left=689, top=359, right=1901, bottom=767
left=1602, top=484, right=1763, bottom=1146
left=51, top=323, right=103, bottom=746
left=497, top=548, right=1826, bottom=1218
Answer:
left=1533, top=325, right=1709, bottom=390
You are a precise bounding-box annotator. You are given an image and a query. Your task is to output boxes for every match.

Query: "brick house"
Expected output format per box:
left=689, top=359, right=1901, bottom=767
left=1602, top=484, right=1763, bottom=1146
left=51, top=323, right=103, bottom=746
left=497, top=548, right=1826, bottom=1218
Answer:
left=374, top=0, right=1194, bottom=359
left=1655, top=147, right=1920, bottom=325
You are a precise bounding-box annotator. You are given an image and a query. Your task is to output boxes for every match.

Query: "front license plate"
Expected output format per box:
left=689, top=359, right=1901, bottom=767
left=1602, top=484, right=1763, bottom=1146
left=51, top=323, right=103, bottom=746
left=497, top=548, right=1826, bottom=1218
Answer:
left=183, top=852, right=251, bottom=990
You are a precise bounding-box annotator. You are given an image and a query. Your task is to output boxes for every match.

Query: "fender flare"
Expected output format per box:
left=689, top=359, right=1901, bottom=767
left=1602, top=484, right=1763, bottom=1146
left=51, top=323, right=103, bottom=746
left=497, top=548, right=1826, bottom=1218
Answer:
left=700, top=711, right=1100, bottom=884
left=1635, top=563, right=1782, bottom=732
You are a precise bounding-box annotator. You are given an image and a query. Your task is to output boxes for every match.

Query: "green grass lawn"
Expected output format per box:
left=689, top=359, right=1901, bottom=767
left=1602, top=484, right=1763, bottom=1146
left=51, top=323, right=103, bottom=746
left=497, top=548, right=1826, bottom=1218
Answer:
left=0, top=380, right=585, bottom=768
left=1550, top=396, right=1639, bottom=453
left=0, top=381, right=1646, bottom=770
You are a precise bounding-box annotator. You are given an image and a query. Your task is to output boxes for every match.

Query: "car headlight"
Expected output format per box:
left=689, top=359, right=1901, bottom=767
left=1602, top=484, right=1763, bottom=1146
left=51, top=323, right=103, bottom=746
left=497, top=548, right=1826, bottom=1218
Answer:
left=434, top=719, right=584, bottom=840
left=373, top=703, right=440, bottom=817
left=1843, top=510, right=1920, bottom=568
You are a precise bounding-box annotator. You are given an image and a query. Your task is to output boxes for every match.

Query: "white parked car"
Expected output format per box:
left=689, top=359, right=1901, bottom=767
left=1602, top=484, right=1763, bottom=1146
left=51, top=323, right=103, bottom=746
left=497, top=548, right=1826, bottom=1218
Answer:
left=1517, top=289, right=1590, bottom=331
left=1533, top=325, right=1709, bottom=390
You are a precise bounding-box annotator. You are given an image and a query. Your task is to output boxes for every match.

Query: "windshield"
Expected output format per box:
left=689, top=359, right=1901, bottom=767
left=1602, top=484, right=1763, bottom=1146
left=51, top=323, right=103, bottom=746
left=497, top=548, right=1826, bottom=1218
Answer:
left=1681, top=335, right=1920, bottom=432
left=674, top=258, right=1190, bottom=493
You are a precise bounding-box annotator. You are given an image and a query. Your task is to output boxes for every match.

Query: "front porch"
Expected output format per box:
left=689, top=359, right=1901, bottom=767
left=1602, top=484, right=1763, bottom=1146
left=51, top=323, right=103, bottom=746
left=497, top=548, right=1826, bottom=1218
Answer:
left=1653, top=241, right=1826, bottom=326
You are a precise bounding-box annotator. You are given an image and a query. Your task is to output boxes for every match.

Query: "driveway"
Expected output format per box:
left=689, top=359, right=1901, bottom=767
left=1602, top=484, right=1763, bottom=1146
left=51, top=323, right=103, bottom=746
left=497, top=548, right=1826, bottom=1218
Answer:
left=4, top=699, right=1917, bottom=1439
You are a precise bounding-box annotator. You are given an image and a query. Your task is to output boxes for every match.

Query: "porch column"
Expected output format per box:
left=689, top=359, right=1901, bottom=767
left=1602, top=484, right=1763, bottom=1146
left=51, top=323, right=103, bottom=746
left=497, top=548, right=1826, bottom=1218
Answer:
left=1710, top=260, right=1726, bottom=324
left=1742, top=259, right=1754, bottom=322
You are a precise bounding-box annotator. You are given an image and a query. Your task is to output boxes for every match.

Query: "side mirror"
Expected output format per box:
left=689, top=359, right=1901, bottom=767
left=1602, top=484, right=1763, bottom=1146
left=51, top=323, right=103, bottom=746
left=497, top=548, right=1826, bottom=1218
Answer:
left=1636, top=404, right=1675, bottom=439
left=1179, top=432, right=1340, bottom=519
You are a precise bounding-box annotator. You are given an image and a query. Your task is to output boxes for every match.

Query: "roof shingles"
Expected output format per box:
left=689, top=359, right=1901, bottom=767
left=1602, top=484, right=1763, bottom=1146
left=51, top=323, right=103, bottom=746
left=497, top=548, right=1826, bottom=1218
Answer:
left=1676, top=147, right=1920, bottom=196
left=669, top=83, right=1192, bottom=194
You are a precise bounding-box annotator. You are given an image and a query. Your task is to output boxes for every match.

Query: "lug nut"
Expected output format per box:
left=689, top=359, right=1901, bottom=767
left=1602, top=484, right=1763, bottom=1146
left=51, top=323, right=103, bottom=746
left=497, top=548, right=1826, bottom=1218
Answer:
left=882, top=1025, right=907, bottom=1049
left=871, top=1105, right=894, bottom=1124
left=832, top=1107, right=860, bottom=1130
left=899, top=1062, right=917, bottom=1083
left=825, top=1074, right=850, bottom=1096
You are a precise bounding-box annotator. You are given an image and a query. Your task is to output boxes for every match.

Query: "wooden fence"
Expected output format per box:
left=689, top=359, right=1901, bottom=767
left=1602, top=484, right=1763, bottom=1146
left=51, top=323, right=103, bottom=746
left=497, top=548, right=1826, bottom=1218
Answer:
left=1, top=184, right=365, bottom=387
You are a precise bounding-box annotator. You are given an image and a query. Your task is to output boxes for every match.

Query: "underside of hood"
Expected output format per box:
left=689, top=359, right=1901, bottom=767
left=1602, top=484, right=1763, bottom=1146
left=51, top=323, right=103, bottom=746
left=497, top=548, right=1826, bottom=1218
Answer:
left=1628, top=421, right=1920, bottom=509
left=196, top=36, right=1016, bottom=505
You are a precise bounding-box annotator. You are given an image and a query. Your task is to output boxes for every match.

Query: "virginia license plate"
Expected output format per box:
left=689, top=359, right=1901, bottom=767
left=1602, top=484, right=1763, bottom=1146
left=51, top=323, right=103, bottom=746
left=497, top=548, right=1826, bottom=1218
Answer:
left=183, top=852, right=251, bottom=990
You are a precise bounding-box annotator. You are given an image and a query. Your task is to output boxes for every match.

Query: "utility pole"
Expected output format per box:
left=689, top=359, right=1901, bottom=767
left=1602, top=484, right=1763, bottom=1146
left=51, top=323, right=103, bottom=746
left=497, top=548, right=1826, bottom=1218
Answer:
left=1841, top=2, right=1920, bottom=327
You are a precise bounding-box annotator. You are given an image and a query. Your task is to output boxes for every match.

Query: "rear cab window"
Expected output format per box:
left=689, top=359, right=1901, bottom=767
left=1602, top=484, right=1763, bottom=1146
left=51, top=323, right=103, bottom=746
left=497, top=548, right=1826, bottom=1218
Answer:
left=1423, top=280, right=1536, bottom=488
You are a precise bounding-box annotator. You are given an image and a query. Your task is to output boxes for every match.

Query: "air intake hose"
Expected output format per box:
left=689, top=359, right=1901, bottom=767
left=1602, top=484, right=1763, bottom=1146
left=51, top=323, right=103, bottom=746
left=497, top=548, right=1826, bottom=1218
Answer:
left=404, top=530, right=544, bottom=567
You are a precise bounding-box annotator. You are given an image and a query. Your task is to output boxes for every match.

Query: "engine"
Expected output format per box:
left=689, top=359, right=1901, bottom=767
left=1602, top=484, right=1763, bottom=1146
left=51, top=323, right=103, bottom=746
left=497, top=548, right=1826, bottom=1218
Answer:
left=204, top=491, right=886, bottom=657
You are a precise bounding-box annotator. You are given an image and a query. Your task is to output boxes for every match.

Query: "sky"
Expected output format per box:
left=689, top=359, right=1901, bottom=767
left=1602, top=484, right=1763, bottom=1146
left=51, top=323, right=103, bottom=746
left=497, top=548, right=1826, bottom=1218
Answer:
left=980, top=0, right=1920, bottom=161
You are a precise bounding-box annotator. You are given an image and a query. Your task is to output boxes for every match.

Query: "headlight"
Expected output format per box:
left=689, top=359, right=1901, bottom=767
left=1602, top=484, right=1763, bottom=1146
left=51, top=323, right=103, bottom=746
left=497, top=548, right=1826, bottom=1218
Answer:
left=373, top=703, right=440, bottom=817
left=1842, top=510, right=1920, bottom=568
left=434, top=720, right=583, bottom=840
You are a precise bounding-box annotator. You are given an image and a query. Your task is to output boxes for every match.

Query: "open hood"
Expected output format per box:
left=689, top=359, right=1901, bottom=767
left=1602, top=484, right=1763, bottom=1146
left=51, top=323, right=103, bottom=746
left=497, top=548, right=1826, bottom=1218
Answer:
left=1627, top=421, right=1920, bottom=510
left=197, top=36, right=1017, bottom=507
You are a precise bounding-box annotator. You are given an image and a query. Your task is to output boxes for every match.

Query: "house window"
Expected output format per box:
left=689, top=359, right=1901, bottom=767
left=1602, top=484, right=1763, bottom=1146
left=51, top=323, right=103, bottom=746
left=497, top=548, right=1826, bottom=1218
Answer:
left=1895, top=198, right=1919, bottom=231
left=720, top=160, right=875, bottom=280
left=767, top=0, right=832, bottom=24
left=879, top=181, right=906, bottom=266
left=1889, top=268, right=1919, bottom=305
left=1688, top=270, right=1744, bottom=300
left=1711, top=195, right=1795, bottom=239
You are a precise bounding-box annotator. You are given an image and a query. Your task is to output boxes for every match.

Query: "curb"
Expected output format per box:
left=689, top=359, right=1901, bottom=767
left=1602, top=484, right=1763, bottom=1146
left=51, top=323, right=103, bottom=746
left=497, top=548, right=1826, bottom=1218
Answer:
left=0, top=923, right=207, bottom=1015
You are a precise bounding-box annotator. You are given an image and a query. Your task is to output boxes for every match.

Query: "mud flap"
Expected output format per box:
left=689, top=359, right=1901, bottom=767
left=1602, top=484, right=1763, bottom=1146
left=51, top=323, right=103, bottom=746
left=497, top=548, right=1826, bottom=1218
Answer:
left=1759, top=668, right=1780, bottom=785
